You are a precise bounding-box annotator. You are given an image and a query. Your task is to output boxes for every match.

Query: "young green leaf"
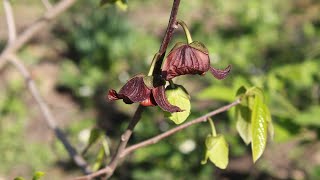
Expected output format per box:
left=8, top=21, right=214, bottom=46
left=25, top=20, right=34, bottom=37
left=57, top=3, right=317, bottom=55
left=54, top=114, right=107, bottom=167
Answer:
left=251, top=95, right=268, bottom=163
left=165, top=85, right=191, bottom=124
left=32, top=171, right=45, bottom=180
left=93, top=146, right=106, bottom=171
left=201, top=134, right=229, bottom=169
left=235, top=105, right=252, bottom=145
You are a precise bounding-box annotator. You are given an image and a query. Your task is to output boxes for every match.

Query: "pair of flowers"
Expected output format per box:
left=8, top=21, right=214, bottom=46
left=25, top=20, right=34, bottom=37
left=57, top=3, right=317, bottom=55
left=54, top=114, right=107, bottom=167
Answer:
left=108, top=41, right=231, bottom=113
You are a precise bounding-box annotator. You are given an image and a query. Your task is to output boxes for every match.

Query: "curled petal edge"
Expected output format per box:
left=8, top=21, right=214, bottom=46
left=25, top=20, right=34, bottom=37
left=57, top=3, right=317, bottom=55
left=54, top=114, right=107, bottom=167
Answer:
left=209, top=65, right=231, bottom=80
left=107, top=89, right=134, bottom=104
left=152, top=86, right=182, bottom=113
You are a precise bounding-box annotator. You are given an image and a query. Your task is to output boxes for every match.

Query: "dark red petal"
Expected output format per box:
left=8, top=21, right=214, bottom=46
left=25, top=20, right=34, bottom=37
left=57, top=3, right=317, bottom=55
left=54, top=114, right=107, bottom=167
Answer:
left=152, top=85, right=182, bottom=113
left=118, top=75, right=151, bottom=103
left=107, top=89, right=134, bottom=104
left=108, top=89, right=120, bottom=101
left=162, top=43, right=210, bottom=80
left=209, top=65, right=231, bottom=79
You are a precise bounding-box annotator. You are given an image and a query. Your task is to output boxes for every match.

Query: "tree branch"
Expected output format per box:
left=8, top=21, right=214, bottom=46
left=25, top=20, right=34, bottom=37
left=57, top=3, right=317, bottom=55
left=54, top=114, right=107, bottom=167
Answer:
left=0, top=0, right=77, bottom=69
left=7, top=55, right=92, bottom=174
left=121, top=99, right=241, bottom=157
left=2, top=0, right=90, bottom=174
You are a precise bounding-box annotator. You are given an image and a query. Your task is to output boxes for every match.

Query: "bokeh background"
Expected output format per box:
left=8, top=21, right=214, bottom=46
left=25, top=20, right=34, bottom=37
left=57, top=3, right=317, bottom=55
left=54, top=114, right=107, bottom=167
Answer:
left=0, top=0, right=320, bottom=179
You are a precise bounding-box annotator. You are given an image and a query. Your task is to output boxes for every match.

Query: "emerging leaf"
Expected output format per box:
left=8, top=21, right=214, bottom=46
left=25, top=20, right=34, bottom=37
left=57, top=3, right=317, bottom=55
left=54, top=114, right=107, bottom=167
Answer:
left=201, top=134, right=229, bottom=169
left=164, top=85, right=191, bottom=124
left=235, top=105, right=252, bottom=145
left=93, top=146, right=107, bottom=171
left=251, top=95, right=268, bottom=163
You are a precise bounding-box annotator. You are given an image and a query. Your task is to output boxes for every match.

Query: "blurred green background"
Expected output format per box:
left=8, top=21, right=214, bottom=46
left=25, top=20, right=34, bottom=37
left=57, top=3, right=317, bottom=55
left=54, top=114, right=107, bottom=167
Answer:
left=0, top=0, right=320, bottom=179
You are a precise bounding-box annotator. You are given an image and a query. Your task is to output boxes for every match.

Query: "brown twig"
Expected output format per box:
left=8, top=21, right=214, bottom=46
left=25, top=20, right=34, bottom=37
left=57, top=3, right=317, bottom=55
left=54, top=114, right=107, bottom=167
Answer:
left=152, top=0, right=181, bottom=75
left=0, top=0, right=77, bottom=69
left=121, top=99, right=241, bottom=157
left=74, top=99, right=240, bottom=180
left=7, top=54, right=92, bottom=174
left=2, top=0, right=91, bottom=174
left=74, top=0, right=182, bottom=179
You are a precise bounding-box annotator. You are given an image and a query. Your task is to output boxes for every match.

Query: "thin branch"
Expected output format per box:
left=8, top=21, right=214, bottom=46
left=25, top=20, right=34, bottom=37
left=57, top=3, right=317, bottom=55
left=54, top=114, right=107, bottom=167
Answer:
left=0, top=0, right=77, bottom=69
left=152, top=0, right=180, bottom=75
left=7, top=55, right=92, bottom=174
left=74, top=105, right=145, bottom=180
left=74, top=0, right=182, bottom=179
left=41, top=0, right=53, bottom=10
left=121, top=99, right=241, bottom=157
left=3, top=0, right=17, bottom=44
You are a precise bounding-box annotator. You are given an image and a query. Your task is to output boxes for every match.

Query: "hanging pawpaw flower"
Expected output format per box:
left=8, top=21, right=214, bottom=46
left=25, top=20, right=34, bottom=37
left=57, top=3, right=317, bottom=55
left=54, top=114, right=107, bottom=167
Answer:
left=161, top=41, right=231, bottom=81
left=108, top=74, right=182, bottom=113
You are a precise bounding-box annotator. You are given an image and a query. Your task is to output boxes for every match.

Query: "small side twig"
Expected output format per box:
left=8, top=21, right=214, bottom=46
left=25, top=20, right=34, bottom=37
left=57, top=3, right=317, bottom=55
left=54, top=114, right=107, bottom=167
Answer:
left=121, top=99, right=241, bottom=157
left=74, top=99, right=240, bottom=180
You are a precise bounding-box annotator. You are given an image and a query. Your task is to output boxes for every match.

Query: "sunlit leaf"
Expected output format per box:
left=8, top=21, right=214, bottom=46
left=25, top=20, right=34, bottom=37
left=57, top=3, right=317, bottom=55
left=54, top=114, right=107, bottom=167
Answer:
left=235, top=105, right=252, bottom=145
left=251, top=95, right=268, bottom=163
left=201, top=134, right=229, bottom=169
left=32, top=172, right=45, bottom=180
left=102, top=136, right=111, bottom=157
left=165, top=85, right=191, bottom=124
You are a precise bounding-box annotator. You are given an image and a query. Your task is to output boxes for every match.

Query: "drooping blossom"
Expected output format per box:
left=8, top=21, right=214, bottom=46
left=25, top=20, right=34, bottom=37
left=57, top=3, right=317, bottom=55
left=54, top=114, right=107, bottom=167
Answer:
left=162, top=41, right=231, bottom=80
left=108, top=74, right=181, bottom=113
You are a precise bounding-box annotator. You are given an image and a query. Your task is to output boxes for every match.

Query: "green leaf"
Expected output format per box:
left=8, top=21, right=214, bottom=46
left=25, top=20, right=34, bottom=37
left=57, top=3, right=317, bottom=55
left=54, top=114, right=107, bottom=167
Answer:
left=165, top=85, right=191, bottom=124
left=82, top=128, right=103, bottom=155
left=201, top=134, right=229, bottom=169
left=235, top=105, right=252, bottom=145
left=92, top=146, right=106, bottom=171
left=32, top=171, right=45, bottom=180
left=251, top=95, right=268, bottom=163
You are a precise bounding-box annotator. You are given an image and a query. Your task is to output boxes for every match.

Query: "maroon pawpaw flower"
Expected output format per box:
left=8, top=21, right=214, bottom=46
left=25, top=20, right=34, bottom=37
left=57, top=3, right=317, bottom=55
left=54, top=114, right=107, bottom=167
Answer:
left=161, top=41, right=231, bottom=80
left=108, top=74, right=182, bottom=113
